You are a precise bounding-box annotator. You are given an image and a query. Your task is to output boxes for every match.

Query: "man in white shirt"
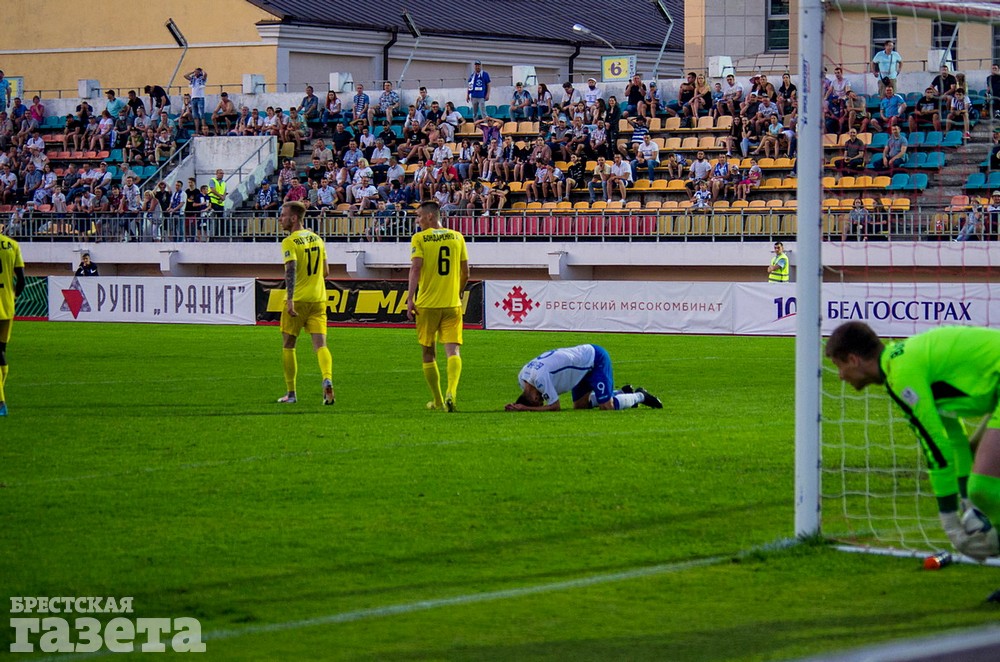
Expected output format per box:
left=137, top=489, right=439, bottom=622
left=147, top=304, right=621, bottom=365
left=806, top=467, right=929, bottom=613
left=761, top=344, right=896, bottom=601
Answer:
left=716, top=74, right=743, bottom=117
left=631, top=134, right=660, bottom=182
left=582, top=78, right=603, bottom=109
left=608, top=153, right=633, bottom=202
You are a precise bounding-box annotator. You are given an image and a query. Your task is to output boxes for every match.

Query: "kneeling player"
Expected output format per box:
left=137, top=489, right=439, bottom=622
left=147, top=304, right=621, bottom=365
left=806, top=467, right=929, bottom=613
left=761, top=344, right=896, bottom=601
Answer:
left=506, top=344, right=662, bottom=412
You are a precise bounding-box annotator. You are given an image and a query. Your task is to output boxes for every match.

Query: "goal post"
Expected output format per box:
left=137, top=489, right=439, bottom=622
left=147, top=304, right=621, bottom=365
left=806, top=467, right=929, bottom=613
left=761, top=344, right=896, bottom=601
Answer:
left=795, top=0, right=1000, bottom=565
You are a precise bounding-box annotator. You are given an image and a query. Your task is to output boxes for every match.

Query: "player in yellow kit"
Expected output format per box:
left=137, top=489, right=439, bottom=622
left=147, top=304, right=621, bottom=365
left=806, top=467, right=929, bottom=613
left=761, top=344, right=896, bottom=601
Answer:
left=0, top=226, right=26, bottom=416
left=276, top=201, right=335, bottom=405
left=406, top=200, right=469, bottom=412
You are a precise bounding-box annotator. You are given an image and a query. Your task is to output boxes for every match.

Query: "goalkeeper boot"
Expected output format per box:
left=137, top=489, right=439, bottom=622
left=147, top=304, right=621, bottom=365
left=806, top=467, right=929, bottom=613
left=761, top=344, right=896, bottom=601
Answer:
left=445, top=393, right=456, bottom=413
left=0, top=402, right=7, bottom=417
left=426, top=401, right=441, bottom=410
left=322, top=379, right=335, bottom=406
left=277, top=393, right=297, bottom=404
left=620, top=384, right=634, bottom=394
left=636, top=387, right=663, bottom=409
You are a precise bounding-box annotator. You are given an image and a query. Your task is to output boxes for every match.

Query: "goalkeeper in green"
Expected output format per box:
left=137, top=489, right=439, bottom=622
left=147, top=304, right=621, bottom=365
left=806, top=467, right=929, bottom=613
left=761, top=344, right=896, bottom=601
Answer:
left=826, top=322, right=1000, bottom=560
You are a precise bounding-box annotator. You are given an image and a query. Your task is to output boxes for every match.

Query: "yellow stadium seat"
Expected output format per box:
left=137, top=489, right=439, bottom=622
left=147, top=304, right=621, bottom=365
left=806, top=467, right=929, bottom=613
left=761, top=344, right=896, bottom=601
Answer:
left=633, top=179, right=651, bottom=190
left=663, top=117, right=681, bottom=131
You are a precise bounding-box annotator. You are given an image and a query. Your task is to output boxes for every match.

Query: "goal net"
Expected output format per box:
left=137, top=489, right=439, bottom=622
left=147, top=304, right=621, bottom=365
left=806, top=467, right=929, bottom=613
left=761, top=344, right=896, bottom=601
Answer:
left=797, top=0, right=1000, bottom=562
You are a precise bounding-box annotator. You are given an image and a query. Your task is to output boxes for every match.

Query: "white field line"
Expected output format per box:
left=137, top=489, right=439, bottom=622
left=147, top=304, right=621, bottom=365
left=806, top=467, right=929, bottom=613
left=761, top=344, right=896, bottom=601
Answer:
left=4, top=422, right=768, bottom=488
left=24, top=553, right=734, bottom=662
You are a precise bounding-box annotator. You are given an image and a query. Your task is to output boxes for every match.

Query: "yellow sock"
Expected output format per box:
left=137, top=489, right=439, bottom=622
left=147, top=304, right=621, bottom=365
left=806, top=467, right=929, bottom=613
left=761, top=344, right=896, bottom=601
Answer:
left=316, top=346, right=333, bottom=381
left=0, top=365, right=6, bottom=403
left=446, top=355, right=462, bottom=399
left=422, top=361, right=443, bottom=407
left=282, top=348, right=297, bottom=392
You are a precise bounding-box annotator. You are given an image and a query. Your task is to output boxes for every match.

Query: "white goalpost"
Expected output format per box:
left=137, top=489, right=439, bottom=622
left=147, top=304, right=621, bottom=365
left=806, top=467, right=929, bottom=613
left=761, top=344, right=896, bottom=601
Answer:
left=795, top=0, right=1000, bottom=566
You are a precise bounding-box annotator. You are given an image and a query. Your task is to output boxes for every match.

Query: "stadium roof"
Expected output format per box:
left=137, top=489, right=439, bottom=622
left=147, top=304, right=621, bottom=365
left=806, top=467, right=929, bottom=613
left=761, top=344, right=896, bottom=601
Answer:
left=245, top=0, right=683, bottom=51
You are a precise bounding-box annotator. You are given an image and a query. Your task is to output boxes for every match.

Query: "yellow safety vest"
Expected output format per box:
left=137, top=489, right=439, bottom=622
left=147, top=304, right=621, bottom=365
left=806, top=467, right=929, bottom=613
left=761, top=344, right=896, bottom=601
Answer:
left=208, top=178, right=226, bottom=205
left=769, top=252, right=789, bottom=282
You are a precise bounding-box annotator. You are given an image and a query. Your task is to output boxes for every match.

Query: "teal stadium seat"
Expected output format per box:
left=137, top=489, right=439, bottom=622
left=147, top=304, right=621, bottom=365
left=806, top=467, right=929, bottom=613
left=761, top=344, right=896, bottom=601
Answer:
left=924, top=152, right=944, bottom=169
left=940, top=131, right=963, bottom=148
left=923, top=131, right=943, bottom=148
left=903, top=152, right=927, bottom=168
left=904, top=173, right=928, bottom=191
left=885, top=173, right=909, bottom=190
left=965, top=172, right=986, bottom=191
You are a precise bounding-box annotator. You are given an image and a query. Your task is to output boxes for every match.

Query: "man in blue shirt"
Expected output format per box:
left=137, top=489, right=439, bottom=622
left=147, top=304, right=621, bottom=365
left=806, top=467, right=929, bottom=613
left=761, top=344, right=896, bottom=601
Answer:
left=298, top=85, right=320, bottom=122
left=871, top=40, right=903, bottom=96
left=351, top=84, right=370, bottom=129
left=0, top=71, right=11, bottom=114
left=506, top=345, right=662, bottom=412
left=466, top=60, right=491, bottom=121
left=878, top=85, right=906, bottom=131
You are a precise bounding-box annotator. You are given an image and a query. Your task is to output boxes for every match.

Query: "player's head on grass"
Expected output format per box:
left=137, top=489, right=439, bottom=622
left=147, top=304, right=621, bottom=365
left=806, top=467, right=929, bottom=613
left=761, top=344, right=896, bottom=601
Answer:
left=514, top=384, right=542, bottom=408
left=826, top=321, right=886, bottom=390
left=280, top=201, right=307, bottom=233
left=417, top=200, right=442, bottom=230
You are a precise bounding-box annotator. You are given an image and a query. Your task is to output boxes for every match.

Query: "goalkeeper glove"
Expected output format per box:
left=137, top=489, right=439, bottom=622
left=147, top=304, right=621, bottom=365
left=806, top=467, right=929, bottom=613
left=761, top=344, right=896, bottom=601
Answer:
left=940, top=510, right=1000, bottom=561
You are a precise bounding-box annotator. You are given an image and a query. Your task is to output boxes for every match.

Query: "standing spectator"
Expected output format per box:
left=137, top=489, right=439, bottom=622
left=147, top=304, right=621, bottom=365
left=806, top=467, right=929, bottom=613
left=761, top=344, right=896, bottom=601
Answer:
left=207, top=169, right=227, bottom=214
left=164, top=180, right=185, bottom=239
left=623, top=74, right=646, bottom=117
left=184, top=68, right=208, bottom=134
left=212, top=93, right=239, bottom=135
left=75, top=252, right=100, bottom=276
left=125, top=90, right=145, bottom=117
left=871, top=40, right=903, bottom=95
left=298, top=85, right=320, bottom=122
left=986, top=191, right=1000, bottom=240
left=768, top=242, right=789, bottom=282
left=0, top=70, right=11, bottom=115
left=104, top=89, right=126, bottom=119
left=930, top=65, right=958, bottom=108
left=467, top=60, right=491, bottom=120
left=145, top=84, right=171, bottom=114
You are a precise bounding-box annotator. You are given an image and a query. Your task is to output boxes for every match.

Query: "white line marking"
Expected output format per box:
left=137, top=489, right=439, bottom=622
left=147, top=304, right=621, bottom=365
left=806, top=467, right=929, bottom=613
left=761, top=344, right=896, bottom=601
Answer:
left=24, top=554, right=731, bottom=661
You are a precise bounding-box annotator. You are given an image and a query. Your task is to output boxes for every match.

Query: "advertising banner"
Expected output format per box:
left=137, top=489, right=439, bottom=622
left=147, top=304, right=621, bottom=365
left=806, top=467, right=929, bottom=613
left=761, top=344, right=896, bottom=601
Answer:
left=486, top=281, right=732, bottom=333
left=14, top=276, right=48, bottom=319
left=733, top=282, right=1000, bottom=337
left=48, top=277, right=256, bottom=324
left=255, top=280, right=484, bottom=327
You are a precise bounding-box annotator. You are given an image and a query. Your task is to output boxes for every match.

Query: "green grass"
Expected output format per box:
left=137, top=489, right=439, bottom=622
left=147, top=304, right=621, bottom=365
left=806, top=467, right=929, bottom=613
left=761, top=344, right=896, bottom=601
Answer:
left=1, top=323, right=997, bottom=660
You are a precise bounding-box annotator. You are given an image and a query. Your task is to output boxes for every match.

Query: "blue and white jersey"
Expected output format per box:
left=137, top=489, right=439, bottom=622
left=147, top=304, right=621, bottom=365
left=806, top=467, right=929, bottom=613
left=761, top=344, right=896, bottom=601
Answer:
left=518, top=345, right=596, bottom=405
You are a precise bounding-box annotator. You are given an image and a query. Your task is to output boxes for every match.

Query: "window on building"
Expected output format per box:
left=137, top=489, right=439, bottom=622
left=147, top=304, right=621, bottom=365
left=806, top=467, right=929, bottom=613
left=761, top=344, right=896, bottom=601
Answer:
left=993, top=23, right=1000, bottom=64
left=932, top=21, right=958, bottom=68
left=870, top=18, right=897, bottom=60
left=767, top=0, right=790, bottom=52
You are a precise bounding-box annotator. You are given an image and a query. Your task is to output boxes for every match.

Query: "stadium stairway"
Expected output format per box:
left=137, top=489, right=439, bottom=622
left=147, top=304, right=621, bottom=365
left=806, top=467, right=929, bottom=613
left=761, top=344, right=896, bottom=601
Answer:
left=937, top=120, right=994, bottom=200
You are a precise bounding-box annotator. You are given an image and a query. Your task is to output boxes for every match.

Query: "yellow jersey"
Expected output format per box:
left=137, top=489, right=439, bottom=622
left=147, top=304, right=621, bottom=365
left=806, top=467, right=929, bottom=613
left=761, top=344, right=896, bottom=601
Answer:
left=0, top=233, right=24, bottom=320
left=410, top=227, right=468, bottom=308
left=281, top=229, right=327, bottom=303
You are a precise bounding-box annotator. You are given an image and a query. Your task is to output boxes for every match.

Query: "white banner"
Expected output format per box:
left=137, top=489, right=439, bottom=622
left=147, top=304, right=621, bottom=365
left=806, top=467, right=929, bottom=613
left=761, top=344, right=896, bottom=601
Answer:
left=487, top=280, right=1000, bottom=336
left=734, top=282, right=1000, bottom=337
left=486, top=281, right=733, bottom=333
left=48, top=277, right=256, bottom=325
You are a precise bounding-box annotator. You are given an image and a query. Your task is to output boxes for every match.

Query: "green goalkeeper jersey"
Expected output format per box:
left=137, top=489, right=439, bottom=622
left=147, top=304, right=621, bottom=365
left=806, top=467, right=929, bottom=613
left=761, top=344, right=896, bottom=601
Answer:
left=880, top=325, right=1000, bottom=499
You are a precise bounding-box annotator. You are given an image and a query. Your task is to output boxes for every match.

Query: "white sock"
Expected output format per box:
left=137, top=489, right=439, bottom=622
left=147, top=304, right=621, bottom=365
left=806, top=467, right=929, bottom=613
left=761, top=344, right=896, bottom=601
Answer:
left=613, top=393, right=643, bottom=410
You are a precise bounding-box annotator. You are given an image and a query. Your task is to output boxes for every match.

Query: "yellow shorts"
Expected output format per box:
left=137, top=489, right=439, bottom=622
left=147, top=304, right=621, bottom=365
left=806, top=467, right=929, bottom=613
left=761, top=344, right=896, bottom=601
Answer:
left=0, top=318, right=10, bottom=344
left=415, top=306, right=463, bottom=347
left=280, top=301, right=328, bottom=336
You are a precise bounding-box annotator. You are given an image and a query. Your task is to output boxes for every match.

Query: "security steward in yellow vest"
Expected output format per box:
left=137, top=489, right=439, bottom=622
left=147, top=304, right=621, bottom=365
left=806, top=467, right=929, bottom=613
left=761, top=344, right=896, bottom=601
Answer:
left=208, top=169, right=227, bottom=213
left=768, top=241, right=789, bottom=282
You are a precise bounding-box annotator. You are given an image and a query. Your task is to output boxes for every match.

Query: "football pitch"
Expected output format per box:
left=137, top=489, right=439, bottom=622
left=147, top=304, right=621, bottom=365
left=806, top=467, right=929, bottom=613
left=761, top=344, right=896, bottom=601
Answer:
left=2, top=322, right=998, bottom=660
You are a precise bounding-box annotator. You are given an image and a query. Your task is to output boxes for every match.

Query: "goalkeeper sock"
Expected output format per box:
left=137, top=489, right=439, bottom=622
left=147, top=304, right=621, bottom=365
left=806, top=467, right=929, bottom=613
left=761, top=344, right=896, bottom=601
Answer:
left=422, top=361, right=443, bottom=408
left=968, top=473, right=1000, bottom=525
left=316, top=346, right=333, bottom=381
left=613, top=393, right=642, bottom=410
left=0, top=366, right=5, bottom=404
left=446, top=355, right=462, bottom=398
left=282, top=348, right=297, bottom=393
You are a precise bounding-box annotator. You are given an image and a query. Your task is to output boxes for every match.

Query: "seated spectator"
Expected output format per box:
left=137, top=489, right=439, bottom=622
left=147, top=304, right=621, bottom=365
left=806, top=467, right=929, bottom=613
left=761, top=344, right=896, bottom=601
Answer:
left=909, top=87, right=942, bottom=133
left=735, top=158, right=761, bottom=201
left=986, top=63, right=1000, bottom=120
left=691, top=180, right=712, bottom=210
left=778, top=72, right=799, bottom=115
left=708, top=153, right=731, bottom=201
left=557, top=81, right=583, bottom=119
left=587, top=155, right=611, bottom=203
left=841, top=128, right=865, bottom=170
left=845, top=90, right=871, bottom=134
left=989, top=128, right=1000, bottom=171
left=154, top=128, right=176, bottom=161
left=617, top=115, right=648, bottom=159
left=377, top=121, right=397, bottom=152
left=368, top=81, right=399, bottom=128
left=440, top=102, right=464, bottom=143
left=320, top=90, right=342, bottom=134
left=631, top=134, right=660, bottom=183
left=369, top=138, right=392, bottom=184
left=329, top=121, right=353, bottom=157
left=715, top=74, right=743, bottom=118
left=881, top=124, right=907, bottom=169
left=685, top=151, right=712, bottom=194
left=847, top=198, right=870, bottom=240
left=212, top=92, right=239, bottom=134
left=945, top=88, right=971, bottom=139
left=878, top=85, right=906, bottom=131
left=607, top=152, right=633, bottom=202
left=754, top=115, right=784, bottom=158
left=178, top=94, right=195, bottom=130
left=284, top=177, right=308, bottom=205
left=349, top=175, right=378, bottom=212
left=255, top=179, right=279, bottom=214
left=755, top=96, right=781, bottom=134
left=638, top=82, right=661, bottom=118
left=623, top=74, right=646, bottom=118
left=685, top=74, right=712, bottom=122
left=510, top=82, right=533, bottom=120
left=284, top=107, right=308, bottom=152
left=298, top=85, right=320, bottom=122
left=534, top=83, right=553, bottom=120
left=824, top=95, right=847, bottom=135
